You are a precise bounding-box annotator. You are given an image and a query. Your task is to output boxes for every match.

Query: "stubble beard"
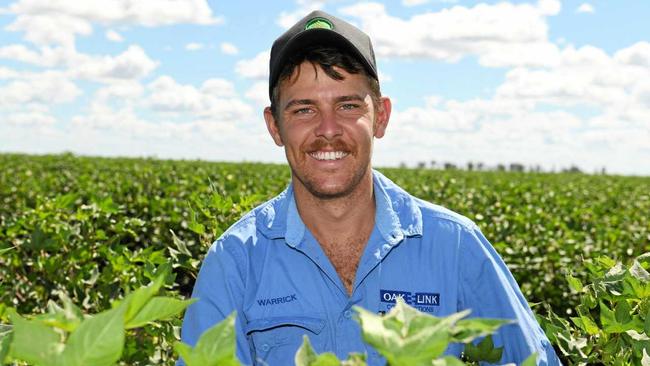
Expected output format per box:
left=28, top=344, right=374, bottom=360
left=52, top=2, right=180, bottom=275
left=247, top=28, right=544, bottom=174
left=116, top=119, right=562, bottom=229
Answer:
left=290, top=157, right=370, bottom=201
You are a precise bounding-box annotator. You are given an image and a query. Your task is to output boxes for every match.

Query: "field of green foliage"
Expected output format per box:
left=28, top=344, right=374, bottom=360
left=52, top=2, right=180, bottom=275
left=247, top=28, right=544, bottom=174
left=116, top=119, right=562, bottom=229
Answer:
left=1, top=153, right=649, bottom=365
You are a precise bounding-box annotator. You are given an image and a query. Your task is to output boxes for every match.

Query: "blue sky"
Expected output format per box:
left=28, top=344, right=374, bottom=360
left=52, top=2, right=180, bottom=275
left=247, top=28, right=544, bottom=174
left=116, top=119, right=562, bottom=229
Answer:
left=1, top=0, right=649, bottom=175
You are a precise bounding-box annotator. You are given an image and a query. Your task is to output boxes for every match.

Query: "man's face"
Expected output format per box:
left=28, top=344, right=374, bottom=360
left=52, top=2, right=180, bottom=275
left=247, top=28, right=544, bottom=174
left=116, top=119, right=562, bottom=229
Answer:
left=264, top=61, right=391, bottom=200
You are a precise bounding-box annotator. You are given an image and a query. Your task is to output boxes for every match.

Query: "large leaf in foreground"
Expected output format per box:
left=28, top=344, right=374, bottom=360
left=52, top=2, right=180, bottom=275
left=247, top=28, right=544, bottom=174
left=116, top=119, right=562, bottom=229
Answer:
left=8, top=312, right=63, bottom=366
left=126, top=297, right=196, bottom=329
left=174, top=312, right=240, bottom=366
left=59, top=305, right=126, bottom=366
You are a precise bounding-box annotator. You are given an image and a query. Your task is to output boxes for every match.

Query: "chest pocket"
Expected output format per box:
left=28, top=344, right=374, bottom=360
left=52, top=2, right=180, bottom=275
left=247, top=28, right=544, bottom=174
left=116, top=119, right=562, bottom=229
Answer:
left=245, top=315, right=327, bottom=366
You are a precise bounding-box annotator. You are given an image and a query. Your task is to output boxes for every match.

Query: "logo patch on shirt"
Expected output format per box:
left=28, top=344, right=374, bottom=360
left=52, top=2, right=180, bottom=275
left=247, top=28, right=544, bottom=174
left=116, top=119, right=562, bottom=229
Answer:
left=257, top=294, right=298, bottom=306
left=380, top=289, right=440, bottom=313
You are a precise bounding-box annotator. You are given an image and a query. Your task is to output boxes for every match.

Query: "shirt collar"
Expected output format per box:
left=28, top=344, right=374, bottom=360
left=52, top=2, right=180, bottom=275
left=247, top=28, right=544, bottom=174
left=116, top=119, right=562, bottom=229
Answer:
left=255, top=169, right=423, bottom=246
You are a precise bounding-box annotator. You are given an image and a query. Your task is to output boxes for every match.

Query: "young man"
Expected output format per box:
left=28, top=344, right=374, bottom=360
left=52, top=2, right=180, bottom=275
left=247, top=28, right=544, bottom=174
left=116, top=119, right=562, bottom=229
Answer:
left=179, top=10, right=561, bottom=366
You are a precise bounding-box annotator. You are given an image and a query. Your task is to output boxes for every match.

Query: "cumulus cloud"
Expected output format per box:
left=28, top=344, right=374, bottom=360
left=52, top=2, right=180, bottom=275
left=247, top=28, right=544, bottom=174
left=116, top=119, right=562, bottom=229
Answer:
left=235, top=51, right=270, bottom=80
left=0, top=71, right=81, bottom=106
left=220, top=42, right=239, bottom=55
left=71, top=45, right=159, bottom=82
left=339, top=0, right=562, bottom=68
left=576, top=3, right=595, bottom=14
left=145, top=76, right=253, bottom=121
left=375, top=39, right=650, bottom=174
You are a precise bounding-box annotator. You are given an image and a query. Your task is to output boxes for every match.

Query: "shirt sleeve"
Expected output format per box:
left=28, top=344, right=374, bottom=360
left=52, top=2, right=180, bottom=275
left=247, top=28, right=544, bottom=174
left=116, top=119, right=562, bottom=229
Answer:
left=176, top=237, right=253, bottom=366
left=458, top=224, right=562, bottom=366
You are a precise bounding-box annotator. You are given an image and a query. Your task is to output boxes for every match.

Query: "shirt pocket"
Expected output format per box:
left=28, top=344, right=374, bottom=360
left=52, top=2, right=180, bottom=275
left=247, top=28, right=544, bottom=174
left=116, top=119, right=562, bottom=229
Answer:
left=245, top=315, right=327, bottom=366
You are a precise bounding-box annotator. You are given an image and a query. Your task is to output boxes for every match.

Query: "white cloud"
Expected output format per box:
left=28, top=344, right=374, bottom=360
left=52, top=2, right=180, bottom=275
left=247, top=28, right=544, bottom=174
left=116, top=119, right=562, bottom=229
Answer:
left=220, top=42, right=239, bottom=55
left=339, top=0, right=562, bottom=68
left=0, top=71, right=81, bottom=106
left=402, top=0, right=428, bottom=6
left=145, top=75, right=253, bottom=121
left=71, top=45, right=159, bottom=82
left=185, top=42, right=204, bottom=51
left=7, top=13, right=93, bottom=48
left=374, top=40, right=650, bottom=174
left=235, top=51, right=270, bottom=80
left=5, top=0, right=222, bottom=49
left=106, top=29, right=123, bottom=42
left=576, top=3, right=595, bottom=14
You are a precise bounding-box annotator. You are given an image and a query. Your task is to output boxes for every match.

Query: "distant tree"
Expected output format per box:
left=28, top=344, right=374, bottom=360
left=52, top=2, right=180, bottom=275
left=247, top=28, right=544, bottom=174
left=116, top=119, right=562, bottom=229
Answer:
left=430, top=160, right=436, bottom=169
left=444, top=162, right=457, bottom=170
left=476, top=162, right=484, bottom=171
left=509, top=163, right=525, bottom=172
left=562, top=165, right=583, bottom=174
left=417, top=161, right=426, bottom=169
left=467, top=162, right=474, bottom=171
left=497, top=164, right=506, bottom=171
left=399, top=162, right=407, bottom=169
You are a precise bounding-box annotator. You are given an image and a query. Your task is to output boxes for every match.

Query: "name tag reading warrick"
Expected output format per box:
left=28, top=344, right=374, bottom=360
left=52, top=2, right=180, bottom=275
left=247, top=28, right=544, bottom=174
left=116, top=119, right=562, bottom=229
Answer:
left=257, top=294, right=298, bottom=306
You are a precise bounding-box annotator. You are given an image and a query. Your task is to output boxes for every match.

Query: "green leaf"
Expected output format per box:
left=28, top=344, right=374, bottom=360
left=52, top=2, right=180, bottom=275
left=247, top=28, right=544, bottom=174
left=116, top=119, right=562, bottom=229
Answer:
left=614, top=300, right=632, bottom=324
left=453, top=317, right=512, bottom=343
left=0, top=330, right=13, bottom=364
left=170, top=229, right=192, bottom=256
left=0, top=247, right=14, bottom=256
left=579, top=315, right=600, bottom=336
left=355, top=299, right=478, bottom=366
left=295, top=335, right=340, bottom=366
left=125, top=297, right=196, bottom=329
left=567, top=274, right=584, bottom=292
left=59, top=305, right=126, bottom=366
left=174, top=312, right=239, bottom=366
left=463, top=335, right=503, bottom=363
left=295, top=335, right=318, bottom=366
left=123, top=264, right=170, bottom=324
left=8, top=312, right=64, bottom=366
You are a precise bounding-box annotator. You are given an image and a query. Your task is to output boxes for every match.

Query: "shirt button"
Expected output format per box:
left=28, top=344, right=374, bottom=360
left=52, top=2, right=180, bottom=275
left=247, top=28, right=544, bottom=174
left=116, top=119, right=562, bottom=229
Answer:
left=343, top=310, right=352, bottom=318
left=261, top=343, right=270, bottom=352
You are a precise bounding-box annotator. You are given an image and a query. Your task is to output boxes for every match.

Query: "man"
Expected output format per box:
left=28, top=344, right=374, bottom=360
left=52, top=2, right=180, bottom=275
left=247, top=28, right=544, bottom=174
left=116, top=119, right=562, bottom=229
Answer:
left=179, top=10, right=560, bottom=366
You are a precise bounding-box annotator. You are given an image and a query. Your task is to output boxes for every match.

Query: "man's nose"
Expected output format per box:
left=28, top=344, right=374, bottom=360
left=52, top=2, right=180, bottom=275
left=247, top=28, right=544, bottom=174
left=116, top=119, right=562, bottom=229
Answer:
left=314, top=109, right=343, bottom=140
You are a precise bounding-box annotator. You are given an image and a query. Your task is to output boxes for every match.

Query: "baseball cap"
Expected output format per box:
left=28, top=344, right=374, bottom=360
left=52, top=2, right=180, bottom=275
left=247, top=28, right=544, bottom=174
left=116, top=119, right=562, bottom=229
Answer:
left=268, top=10, right=377, bottom=99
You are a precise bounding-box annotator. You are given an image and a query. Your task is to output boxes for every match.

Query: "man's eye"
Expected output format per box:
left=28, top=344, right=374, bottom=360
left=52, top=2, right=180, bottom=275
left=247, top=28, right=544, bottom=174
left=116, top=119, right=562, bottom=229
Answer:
left=294, top=108, right=313, bottom=114
left=340, top=103, right=359, bottom=110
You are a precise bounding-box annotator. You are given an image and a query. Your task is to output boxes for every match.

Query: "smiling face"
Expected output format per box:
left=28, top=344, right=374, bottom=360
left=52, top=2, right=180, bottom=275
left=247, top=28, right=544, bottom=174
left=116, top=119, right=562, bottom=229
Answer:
left=264, top=61, right=391, bottom=200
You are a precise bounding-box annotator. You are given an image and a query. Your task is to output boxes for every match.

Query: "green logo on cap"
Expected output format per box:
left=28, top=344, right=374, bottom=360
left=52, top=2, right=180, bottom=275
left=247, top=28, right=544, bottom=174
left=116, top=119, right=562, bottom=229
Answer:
left=305, top=17, right=333, bottom=30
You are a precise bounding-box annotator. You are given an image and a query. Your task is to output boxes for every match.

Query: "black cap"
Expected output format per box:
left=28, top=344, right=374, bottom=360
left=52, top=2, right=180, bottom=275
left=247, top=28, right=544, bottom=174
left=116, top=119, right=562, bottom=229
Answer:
left=268, top=10, right=377, bottom=99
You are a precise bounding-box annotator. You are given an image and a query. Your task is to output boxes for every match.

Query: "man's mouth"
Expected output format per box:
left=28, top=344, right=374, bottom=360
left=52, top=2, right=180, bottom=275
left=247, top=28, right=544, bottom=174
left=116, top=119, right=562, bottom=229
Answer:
left=308, top=151, right=349, bottom=161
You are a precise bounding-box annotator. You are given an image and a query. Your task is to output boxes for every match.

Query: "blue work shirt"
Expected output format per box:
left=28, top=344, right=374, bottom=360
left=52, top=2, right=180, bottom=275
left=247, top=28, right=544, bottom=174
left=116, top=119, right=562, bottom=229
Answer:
left=179, top=170, right=560, bottom=365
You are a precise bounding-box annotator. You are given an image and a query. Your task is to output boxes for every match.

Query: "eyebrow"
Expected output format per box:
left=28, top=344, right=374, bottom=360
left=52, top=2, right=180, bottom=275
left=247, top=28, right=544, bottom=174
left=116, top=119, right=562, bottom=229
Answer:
left=283, top=94, right=367, bottom=111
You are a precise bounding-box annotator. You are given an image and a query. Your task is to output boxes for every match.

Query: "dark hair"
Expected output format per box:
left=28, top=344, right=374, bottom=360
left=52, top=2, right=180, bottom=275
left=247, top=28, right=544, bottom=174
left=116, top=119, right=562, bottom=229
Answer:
left=270, top=45, right=381, bottom=121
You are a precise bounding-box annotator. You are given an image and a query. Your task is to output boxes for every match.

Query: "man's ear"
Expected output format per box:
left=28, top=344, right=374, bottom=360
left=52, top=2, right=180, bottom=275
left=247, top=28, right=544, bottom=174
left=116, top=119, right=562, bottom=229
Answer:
left=264, top=107, right=284, bottom=147
left=373, top=96, right=392, bottom=139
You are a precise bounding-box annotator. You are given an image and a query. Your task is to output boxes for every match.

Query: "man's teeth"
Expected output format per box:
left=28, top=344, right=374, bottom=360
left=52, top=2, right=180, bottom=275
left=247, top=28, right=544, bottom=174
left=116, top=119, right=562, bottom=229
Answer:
left=310, top=151, right=349, bottom=161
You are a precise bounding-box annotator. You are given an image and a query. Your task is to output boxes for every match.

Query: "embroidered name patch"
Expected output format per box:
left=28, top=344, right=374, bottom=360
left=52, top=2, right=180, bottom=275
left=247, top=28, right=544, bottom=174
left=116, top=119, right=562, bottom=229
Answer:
left=257, top=294, right=298, bottom=306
